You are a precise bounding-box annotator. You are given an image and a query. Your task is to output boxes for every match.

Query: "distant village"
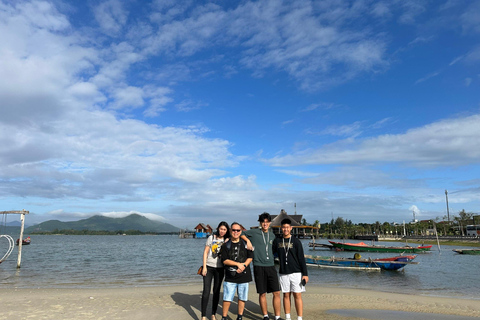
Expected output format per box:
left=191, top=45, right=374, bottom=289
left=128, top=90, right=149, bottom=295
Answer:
left=180, top=209, right=480, bottom=240
left=180, top=209, right=318, bottom=239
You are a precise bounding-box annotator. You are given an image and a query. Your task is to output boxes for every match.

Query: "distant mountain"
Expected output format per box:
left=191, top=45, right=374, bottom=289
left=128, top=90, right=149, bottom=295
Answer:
left=0, top=226, right=22, bottom=236
left=25, top=214, right=180, bottom=233
left=7, top=221, right=23, bottom=227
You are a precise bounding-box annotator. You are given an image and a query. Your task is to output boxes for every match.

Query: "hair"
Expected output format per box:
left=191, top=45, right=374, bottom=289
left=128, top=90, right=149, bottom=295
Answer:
left=281, top=218, right=291, bottom=226
left=230, top=222, right=241, bottom=229
left=215, top=221, right=230, bottom=238
left=258, top=212, right=272, bottom=222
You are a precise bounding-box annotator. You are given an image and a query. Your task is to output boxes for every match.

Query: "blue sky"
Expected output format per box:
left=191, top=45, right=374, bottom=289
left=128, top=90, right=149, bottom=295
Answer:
left=1, top=0, right=479, bottom=229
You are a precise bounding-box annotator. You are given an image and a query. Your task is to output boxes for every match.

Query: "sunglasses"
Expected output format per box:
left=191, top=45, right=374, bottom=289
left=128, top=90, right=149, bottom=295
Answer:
left=231, top=229, right=242, bottom=232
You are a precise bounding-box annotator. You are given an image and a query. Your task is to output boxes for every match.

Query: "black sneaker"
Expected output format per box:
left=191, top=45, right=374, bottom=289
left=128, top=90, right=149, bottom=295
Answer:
left=263, top=317, right=269, bottom=320
left=237, top=315, right=243, bottom=320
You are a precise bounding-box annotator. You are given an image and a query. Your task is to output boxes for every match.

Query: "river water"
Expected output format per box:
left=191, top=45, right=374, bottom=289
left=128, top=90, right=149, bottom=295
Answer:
left=0, top=235, right=478, bottom=299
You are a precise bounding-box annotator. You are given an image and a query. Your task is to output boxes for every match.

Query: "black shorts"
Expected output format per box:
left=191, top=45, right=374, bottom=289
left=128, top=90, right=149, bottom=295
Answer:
left=253, top=265, right=280, bottom=294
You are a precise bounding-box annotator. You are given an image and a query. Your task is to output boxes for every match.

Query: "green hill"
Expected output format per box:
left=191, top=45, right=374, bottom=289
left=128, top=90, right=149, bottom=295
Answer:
left=25, top=214, right=180, bottom=234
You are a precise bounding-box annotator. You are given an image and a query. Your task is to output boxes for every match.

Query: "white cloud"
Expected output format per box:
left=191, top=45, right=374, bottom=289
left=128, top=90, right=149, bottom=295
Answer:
left=101, top=211, right=166, bottom=221
left=315, top=121, right=363, bottom=138
left=110, top=85, right=145, bottom=109
left=175, top=99, right=208, bottom=112
left=371, top=117, right=394, bottom=129
left=397, top=0, right=427, bottom=25
left=301, top=102, right=338, bottom=112
left=276, top=169, right=318, bottom=178
left=135, top=1, right=392, bottom=91
left=93, top=0, right=128, bottom=36
left=460, top=1, right=480, bottom=34
left=0, top=1, right=237, bottom=201
left=409, top=205, right=420, bottom=217
left=266, top=114, right=480, bottom=167
left=415, top=71, right=441, bottom=84
left=299, top=166, right=426, bottom=190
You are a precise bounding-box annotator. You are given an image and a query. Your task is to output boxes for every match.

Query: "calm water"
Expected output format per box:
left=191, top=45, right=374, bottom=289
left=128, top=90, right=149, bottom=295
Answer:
left=0, top=235, right=479, bottom=299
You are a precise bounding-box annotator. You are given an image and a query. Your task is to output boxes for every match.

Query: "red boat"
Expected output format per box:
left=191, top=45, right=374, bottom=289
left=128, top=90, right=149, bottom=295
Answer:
left=374, top=255, right=417, bottom=262
left=349, top=252, right=417, bottom=262
left=16, top=236, right=31, bottom=246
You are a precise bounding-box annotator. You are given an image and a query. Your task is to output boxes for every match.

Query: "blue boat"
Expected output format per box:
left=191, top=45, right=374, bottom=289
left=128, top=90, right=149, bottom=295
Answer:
left=304, top=254, right=418, bottom=271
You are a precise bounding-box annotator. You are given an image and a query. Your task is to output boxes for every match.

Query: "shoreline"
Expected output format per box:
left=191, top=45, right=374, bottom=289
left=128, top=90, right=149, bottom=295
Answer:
left=1, top=284, right=479, bottom=320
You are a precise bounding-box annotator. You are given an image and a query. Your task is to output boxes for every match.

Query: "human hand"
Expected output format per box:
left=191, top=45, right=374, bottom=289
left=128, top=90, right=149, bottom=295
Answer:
left=236, top=263, right=245, bottom=273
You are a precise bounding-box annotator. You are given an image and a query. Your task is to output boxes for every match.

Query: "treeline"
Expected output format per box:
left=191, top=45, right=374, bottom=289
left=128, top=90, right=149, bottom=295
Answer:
left=302, top=209, right=479, bottom=238
left=30, top=229, right=179, bottom=235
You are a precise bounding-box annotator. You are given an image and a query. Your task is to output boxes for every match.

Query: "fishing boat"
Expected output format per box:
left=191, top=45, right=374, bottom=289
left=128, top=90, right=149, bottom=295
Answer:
left=16, top=236, right=31, bottom=246
left=374, top=254, right=417, bottom=262
left=304, top=254, right=418, bottom=271
left=328, top=240, right=432, bottom=253
left=308, top=242, right=335, bottom=250
left=452, top=249, right=480, bottom=255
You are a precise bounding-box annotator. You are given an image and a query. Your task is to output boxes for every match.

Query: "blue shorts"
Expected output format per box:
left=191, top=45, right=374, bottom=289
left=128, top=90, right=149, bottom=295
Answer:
left=223, top=281, right=249, bottom=302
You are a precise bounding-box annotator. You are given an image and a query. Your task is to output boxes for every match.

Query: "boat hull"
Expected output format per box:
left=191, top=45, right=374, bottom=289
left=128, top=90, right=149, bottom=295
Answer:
left=304, top=255, right=416, bottom=271
left=452, top=249, right=480, bottom=255
left=328, top=241, right=432, bottom=253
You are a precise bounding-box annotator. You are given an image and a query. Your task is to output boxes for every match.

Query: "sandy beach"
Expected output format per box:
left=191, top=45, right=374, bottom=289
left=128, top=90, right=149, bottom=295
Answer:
left=1, top=285, right=479, bottom=320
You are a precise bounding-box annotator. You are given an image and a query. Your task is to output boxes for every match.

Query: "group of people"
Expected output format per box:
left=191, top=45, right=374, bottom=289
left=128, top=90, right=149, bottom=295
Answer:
left=201, top=212, right=308, bottom=320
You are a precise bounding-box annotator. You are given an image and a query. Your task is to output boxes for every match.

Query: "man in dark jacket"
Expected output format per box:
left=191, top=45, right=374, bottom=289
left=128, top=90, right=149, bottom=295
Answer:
left=273, top=219, right=308, bottom=320
left=220, top=222, right=254, bottom=320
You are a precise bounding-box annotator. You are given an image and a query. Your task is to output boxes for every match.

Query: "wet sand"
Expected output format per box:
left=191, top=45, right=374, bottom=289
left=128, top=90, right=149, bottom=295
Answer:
left=0, top=285, right=479, bottom=319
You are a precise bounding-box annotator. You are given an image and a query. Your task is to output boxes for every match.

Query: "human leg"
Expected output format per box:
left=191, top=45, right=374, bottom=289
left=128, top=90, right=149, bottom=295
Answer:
left=273, top=291, right=281, bottom=317
left=237, top=300, right=245, bottom=317
left=283, top=292, right=292, bottom=315
left=259, top=292, right=268, bottom=315
left=254, top=266, right=269, bottom=317
left=293, top=292, right=303, bottom=317
left=236, top=283, right=249, bottom=319
left=265, top=266, right=281, bottom=317
left=222, top=282, right=237, bottom=317
left=201, top=266, right=214, bottom=317
left=211, top=267, right=224, bottom=316
left=221, top=301, right=231, bottom=318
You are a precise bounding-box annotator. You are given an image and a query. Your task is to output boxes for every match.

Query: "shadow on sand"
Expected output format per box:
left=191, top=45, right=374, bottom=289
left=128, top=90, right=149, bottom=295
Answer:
left=171, top=291, right=261, bottom=320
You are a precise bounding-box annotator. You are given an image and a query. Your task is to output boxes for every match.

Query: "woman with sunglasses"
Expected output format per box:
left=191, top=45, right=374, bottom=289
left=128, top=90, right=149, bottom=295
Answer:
left=201, top=221, right=230, bottom=320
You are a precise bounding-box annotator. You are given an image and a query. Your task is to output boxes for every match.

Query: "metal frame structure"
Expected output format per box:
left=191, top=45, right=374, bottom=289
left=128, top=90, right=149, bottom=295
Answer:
left=0, top=210, right=29, bottom=268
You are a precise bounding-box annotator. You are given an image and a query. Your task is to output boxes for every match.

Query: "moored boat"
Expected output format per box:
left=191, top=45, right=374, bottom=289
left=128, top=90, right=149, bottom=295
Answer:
left=374, top=254, right=417, bottom=262
left=452, top=249, right=480, bottom=255
left=328, top=240, right=432, bottom=253
left=16, top=236, right=31, bottom=246
left=308, top=242, right=335, bottom=250
left=304, top=254, right=418, bottom=271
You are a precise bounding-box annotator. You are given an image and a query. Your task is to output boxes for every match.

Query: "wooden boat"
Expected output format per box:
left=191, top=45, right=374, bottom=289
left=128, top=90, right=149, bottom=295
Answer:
left=308, top=242, right=335, bottom=250
left=304, top=254, right=418, bottom=271
left=16, top=236, right=31, bottom=246
left=452, top=249, right=480, bottom=255
left=328, top=240, right=432, bottom=253
left=374, top=255, right=416, bottom=262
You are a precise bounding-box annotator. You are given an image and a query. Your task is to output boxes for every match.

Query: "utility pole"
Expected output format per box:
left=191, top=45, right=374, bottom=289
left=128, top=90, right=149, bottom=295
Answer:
left=445, top=190, right=450, bottom=223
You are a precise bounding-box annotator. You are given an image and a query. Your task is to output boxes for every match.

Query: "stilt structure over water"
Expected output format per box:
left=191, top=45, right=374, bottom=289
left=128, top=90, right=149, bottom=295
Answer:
left=0, top=210, right=29, bottom=268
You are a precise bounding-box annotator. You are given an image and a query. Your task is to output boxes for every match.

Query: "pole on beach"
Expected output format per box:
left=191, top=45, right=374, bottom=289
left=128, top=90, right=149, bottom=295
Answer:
left=445, top=190, right=450, bottom=223
left=0, top=210, right=29, bottom=268
left=17, top=210, right=27, bottom=268
left=432, top=220, right=441, bottom=253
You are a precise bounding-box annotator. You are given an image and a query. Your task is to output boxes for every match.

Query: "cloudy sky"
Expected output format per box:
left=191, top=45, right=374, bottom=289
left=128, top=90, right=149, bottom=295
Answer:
left=1, top=0, right=479, bottom=229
